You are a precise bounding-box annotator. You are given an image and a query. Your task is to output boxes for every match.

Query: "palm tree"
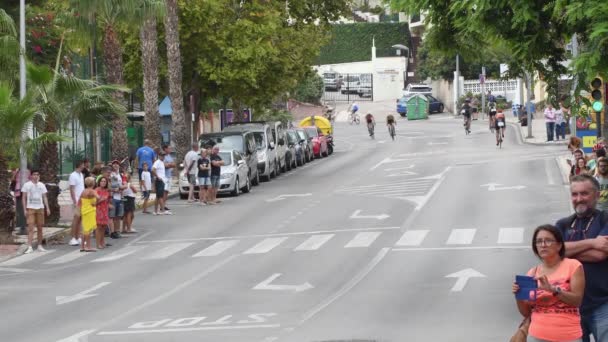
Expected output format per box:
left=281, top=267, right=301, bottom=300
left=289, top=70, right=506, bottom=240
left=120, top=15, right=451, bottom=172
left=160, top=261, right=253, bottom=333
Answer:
left=69, top=0, right=138, bottom=161
left=140, top=1, right=165, bottom=148
left=29, top=62, right=128, bottom=224
left=164, top=0, right=188, bottom=162
left=0, top=9, right=19, bottom=85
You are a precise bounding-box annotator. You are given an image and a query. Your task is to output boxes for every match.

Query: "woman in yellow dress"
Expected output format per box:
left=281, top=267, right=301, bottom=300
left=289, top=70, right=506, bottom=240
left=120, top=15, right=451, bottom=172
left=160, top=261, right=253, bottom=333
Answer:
left=80, top=177, right=99, bottom=252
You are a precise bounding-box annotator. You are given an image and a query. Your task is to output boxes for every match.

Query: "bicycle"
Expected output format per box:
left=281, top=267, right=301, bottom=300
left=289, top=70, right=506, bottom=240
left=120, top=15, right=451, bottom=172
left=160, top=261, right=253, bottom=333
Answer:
left=349, top=112, right=360, bottom=125
left=388, top=123, right=396, bottom=141
left=367, top=122, right=375, bottom=139
left=463, top=116, right=471, bottom=135
left=496, top=121, right=505, bottom=148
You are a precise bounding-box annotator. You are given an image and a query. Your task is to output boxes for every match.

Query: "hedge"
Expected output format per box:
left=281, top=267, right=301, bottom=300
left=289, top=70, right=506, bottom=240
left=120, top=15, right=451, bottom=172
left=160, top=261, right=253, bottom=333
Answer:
left=317, top=22, right=410, bottom=65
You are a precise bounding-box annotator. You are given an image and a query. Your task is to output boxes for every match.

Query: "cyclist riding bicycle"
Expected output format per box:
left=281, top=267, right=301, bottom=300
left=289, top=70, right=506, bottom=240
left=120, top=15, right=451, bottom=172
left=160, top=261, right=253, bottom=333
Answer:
left=488, top=103, right=497, bottom=132
left=495, top=109, right=506, bottom=145
left=349, top=102, right=360, bottom=124
left=461, top=100, right=472, bottom=134
left=386, top=114, right=396, bottom=140
left=365, top=112, right=375, bottom=138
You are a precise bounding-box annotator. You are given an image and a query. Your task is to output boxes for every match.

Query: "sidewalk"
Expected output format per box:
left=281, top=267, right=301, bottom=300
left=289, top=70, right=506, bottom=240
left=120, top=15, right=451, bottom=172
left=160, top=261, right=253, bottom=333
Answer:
left=504, top=110, right=569, bottom=146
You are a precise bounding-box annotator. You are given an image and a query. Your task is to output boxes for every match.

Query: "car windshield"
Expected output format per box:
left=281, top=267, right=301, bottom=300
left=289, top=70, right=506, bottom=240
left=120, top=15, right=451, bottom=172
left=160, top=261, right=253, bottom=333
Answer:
left=304, top=127, right=318, bottom=137
left=410, top=86, right=432, bottom=93
left=253, top=132, right=267, bottom=150
left=287, top=131, right=298, bottom=144
left=201, top=135, right=242, bottom=152
left=296, top=130, right=307, bottom=140
left=218, top=152, right=232, bottom=165
left=324, top=73, right=337, bottom=79
left=346, top=76, right=359, bottom=82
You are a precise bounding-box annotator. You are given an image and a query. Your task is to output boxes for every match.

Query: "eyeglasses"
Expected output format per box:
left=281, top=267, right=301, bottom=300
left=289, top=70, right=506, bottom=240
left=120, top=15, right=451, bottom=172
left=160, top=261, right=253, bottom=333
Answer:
left=535, top=239, right=557, bottom=246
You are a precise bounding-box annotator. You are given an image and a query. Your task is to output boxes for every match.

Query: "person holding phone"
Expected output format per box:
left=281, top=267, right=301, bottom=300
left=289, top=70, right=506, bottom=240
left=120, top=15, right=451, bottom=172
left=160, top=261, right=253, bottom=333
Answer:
left=512, top=224, right=585, bottom=342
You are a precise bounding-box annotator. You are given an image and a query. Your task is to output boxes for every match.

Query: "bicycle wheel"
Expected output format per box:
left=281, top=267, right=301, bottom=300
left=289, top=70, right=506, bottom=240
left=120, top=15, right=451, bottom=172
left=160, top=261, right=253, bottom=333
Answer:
left=389, top=125, right=395, bottom=140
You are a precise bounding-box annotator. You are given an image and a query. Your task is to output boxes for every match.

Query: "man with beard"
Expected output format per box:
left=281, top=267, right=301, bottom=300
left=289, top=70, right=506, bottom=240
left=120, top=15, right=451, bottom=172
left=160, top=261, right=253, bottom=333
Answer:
left=556, top=174, right=608, bottom=342
left=596, top=157, right=608, bottom=211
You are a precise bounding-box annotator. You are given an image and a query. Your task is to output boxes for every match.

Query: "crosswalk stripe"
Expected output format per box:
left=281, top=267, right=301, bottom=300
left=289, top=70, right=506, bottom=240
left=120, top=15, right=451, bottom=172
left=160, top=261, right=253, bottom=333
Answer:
left=497, top=228, right=525, bottom=244
left=91, top=246, right=142, bottom=263
left=395, top=230, right=429, bottom=246
left=294, top=234, right=334, bottom=251
left=243, top=237, right=288, bottom=254
left=344, top=232, right=381, bottom=248
left=44, top=250, right=87, bottom=265
left=192, top=240, right=239, bottom=257
left=0, top=250, right=55, bottom=266
left=353, top=188, right=430, bottom=196
left=141, top=242, right=194, bottom=260
left=446, top=229, right=476, bottom=245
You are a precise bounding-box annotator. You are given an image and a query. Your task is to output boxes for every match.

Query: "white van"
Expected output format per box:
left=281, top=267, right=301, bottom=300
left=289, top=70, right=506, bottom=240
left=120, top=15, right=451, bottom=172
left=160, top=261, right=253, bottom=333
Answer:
left=341, top=75, right=361, bottom=94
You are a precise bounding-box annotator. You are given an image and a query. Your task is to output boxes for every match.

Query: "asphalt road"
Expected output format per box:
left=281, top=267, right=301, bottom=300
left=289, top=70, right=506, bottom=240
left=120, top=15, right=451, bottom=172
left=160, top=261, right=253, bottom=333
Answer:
left=0, top=114, right=570, bottom=342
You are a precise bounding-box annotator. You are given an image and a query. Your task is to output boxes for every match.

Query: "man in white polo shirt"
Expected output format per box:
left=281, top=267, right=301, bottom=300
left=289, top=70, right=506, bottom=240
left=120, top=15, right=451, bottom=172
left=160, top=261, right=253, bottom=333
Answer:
left=68, top=160, right=85, bottom=246
left=21, top=170, right=50, bottom=254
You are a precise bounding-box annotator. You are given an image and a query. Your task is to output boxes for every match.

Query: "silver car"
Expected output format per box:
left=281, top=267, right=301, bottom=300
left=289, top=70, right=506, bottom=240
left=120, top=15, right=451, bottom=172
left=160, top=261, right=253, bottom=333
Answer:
left=217, top=149, right=251, bottom=196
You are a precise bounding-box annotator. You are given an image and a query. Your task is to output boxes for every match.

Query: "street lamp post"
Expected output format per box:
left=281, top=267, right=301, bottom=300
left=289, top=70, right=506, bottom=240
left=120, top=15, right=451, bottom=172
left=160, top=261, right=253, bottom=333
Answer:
left=392, top=44, right=410, bottom=89
left=17, top=0, right=28, bottom=235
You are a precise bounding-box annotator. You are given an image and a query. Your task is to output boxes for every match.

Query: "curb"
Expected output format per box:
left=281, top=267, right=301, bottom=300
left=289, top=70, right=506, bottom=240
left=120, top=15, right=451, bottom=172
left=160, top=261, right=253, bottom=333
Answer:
left=508, top=121, right=568, bottom=147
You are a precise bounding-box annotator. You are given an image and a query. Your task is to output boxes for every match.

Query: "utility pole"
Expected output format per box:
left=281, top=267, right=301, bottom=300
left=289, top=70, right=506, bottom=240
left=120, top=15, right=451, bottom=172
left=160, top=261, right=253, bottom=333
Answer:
left=454, top=54, right=460, bottom=115
left=17, top=0, right=28, bottom=235
left=481, top=66, right=486, bottom=119
left=525, top=72, right=534, bottom=139
left=570, top=34, right=579, bottom=137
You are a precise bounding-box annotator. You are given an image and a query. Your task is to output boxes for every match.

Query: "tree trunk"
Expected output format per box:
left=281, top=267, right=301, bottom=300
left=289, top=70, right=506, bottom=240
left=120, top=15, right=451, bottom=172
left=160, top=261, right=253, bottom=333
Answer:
left=39, top=116, right=60, bottom=225
left=141, top=17, right=162, bottom=148
left=0, top=150, right=15, bottom=240
left=103, top=24, right=129, bottom=161
left=164, top=0, right=189, bottom=162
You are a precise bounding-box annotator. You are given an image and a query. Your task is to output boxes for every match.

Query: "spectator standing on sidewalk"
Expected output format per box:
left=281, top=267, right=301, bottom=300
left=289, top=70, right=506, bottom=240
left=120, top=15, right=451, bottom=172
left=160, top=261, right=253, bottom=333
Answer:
left=141, top=162, right=152, bottom=214
left=79, top=177, right=98, bottom=252
left=183, top=142, right=200, bottom=203
left=122, top=173, right=137, bottom=233
left=109, top=160, right=126, bottom=239
left=526, top=96, right=537, bottom=120
left=555, top=105, right=567, bottom=141
left=556, top=174, right=608, bottom=342
left=136, top=139, right=156, bottom=180
left=68, top=161, right=85, bottom=246
left=197, top=149, right=211, bottom=205
left=545, top=103, right=557, bottom=142
left=21, top=170, right=50, bottom=254
left=11, top=167, right=30, bottom=235
left=208, top=146, right=224, bottom=204
left=162, top=144, right=176, bottom=210
left=588, top=146, right=606, bottom=175
left=82, top=158, right=91, bottom=179
left=95, top=177, right=110, bottom=249
left=152, top=152, right=170, bottom=215
left=595, top=157, right=608, bottom=212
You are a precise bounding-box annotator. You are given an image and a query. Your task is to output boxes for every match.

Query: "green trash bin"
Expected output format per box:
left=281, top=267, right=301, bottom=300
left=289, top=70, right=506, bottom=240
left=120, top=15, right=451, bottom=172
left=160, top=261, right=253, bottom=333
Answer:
left=406, top=94, right=429, bottom=120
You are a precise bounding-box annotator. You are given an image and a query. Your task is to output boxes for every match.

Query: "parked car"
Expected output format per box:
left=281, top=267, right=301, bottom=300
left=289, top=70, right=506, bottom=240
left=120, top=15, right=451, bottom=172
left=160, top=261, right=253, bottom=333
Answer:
left=323, top=72, right=343, bottom=91
left=294, top=128, right=314, bottom=162
left=357, top=74, right=372, bottom=98
left=403, top=83, right=432, bottom=97
left=270, top=121, right=287, bottom=172
left=283, top=129, right=298, bottom=170
left=199, top=131, right=260, bottom=187
left=302, top=126, right=328, bottom=158
left=286, top=129, right=305, bottom=166
left=223, top=122, right=278, bottom=181
left=341, top=75, right=361, bottom=94
left=396, top=94, right=444, bottom=117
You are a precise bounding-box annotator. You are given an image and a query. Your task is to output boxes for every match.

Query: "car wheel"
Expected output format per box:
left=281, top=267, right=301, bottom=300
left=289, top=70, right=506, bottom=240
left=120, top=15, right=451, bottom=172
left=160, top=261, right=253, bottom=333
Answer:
left=438, top=105, right=444, bottom=113
left=242, top=174, right=251, bottom=193
left=231, top=177, right=240, bottom=197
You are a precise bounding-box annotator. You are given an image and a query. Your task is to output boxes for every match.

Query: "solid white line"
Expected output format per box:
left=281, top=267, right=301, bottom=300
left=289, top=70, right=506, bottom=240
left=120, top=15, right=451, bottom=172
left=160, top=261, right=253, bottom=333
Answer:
left=294, top=234, right=334, bottom=251
left=140, top=242, right=194, bottom=260
left=0, top=249, right=55, bottom=266
left=414, top=167, right=451, bottom=210
left=92, top=246, right=142, bottom=263
left=97, top=324, right=281, bottom=335
left=392, top=246, right=529, bottom=251
left=395, top=230, right=429, bottom=247
left=56, top=329, right=97, bottom=342
left=370, top=157, right=390, bottom=171
left=497, top=228, right=525, bottom=244
left=446, top=229, right=476, bottom=245
left=545, top=159, right=556, bottom=185
left=243, top=237, right=288, bottom=254
left=192, top=240, right=239, bottom=257
left=45, top=250, right=87, bottom=265
left=344, top=232, right=381, bottom=248
left=138, top=227, right=402, bottom=244
left=300, top=248, right=389, bottom=324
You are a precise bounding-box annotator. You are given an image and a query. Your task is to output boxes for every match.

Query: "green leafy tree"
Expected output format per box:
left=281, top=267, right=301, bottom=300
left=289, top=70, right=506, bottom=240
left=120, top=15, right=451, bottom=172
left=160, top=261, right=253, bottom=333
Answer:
left=292, top=72, right=324, bottom=105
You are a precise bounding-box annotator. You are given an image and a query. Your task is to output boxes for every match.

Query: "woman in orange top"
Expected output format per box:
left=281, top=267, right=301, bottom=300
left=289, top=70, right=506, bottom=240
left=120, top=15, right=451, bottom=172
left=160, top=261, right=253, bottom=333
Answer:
left=512, top=224, right=585, bottom=342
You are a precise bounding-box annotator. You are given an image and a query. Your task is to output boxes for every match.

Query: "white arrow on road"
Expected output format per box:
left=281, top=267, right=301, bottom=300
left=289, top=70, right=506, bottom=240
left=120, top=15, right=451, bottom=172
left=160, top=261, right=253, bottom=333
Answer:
left=445, top=268, right=486, bottom=292
left=480, top=183, right=526, bottom=191
left=56, top=282, right=111, bottom=305
left=384, top=165, right=415, bottom=172
left=349, top=209, right=390, bottom=220
left=266, top=193, right=312, bottom=203
left=253, top=273, right=313, bottom=293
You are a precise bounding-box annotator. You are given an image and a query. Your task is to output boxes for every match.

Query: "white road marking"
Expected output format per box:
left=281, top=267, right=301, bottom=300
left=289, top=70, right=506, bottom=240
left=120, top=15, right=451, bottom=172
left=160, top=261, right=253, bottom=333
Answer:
left=545, top=158, right=556, bottom=185
left=294, top=234, right=334, bottom=251
left=0, top=267, right=31, bottom=273
left=446, top=229, right=476, bottom=245
left=392, top=245, right=528, bottom=252
left=395, top=230, right=429, bottom=246
left=497, top=228, right=525, bottom=244
left=243, top=237, right=288, bottom=254
left=344, top=232, right=381, bottom=248
left=0, top=249, right=55, bottom=266
left=45, top=250, right=88, bottom=265
left=141, top=243, right=194, bottom=260
left=97, top=324, right=281, bottom=335
left=253, top=273, right=313, bottom=292
left=300, top=248, right=389, bottom=324
left=192, top=240, right=239, bottom=257
left=56, top=329, right=96, bottom=342
left=56, top=282, right=111, bottom=305
left=445, top=268, right=486, bottom=292
left=92, top=246, right=142, bottom=263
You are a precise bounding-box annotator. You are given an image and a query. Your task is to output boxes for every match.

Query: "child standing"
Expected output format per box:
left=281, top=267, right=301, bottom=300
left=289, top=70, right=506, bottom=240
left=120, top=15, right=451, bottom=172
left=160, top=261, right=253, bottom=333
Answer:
left=95, top=177, right=111, bottom=249
left=141, top=162, right=152, bottom=214
left=80, top=177, right=98, bottom=252
left=122, top=173, right=138, bottom=233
